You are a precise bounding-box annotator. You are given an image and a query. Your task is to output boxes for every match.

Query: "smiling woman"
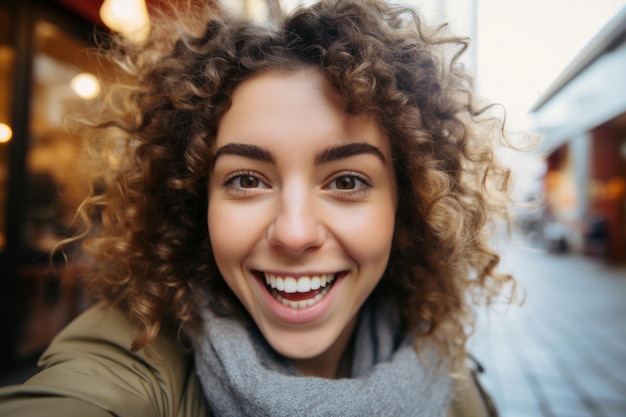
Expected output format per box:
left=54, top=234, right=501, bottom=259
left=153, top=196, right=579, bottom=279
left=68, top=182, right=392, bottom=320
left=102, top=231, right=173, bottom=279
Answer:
left=208, top=70, right=397, bottom=377
left=0, top=1, right=515, bottom=416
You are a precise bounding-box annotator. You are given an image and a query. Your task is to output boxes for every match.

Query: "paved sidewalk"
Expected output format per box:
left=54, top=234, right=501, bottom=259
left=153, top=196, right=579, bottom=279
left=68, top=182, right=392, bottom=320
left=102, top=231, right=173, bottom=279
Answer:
left=469, top=245, right=626, bottom=417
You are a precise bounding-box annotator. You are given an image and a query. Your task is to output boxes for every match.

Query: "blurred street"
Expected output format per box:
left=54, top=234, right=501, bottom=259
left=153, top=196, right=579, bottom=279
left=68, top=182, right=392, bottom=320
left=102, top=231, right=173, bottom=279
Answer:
left=470, top=244, right=626, bottom=417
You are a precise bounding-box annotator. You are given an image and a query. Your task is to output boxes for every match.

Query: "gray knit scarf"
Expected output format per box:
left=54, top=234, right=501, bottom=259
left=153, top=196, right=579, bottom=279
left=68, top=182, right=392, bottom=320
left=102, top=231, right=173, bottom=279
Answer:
left=194, top=299, right=453, bottom=417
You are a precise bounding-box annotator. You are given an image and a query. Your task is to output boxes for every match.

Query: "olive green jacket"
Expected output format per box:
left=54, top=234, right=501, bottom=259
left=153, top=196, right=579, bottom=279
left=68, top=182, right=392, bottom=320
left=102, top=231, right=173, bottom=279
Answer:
left=0, top=303, right=496, bottom=416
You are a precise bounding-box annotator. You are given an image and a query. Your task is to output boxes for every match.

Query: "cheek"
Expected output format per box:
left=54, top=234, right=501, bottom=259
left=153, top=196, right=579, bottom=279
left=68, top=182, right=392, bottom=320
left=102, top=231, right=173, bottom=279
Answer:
left=208, top=204, right=250, bottom=269
left=332, top=201, right=396, bottom=266
left=207, top=199, right=274, bottom=270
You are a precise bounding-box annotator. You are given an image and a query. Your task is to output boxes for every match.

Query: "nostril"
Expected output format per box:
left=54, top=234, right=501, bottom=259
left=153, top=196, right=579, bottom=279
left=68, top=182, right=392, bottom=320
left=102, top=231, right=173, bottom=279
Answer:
left=266, top=209, right=325, bottom=254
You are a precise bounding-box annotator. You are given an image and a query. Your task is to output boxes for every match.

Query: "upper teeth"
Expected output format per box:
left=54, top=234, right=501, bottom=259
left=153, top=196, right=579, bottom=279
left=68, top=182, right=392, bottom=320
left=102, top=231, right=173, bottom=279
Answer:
left=265, top=273, right=335, bottom=293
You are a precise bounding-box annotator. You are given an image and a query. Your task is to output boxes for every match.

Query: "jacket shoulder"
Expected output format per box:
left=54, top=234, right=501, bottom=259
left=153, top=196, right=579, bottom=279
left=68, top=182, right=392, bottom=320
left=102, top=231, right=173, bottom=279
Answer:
left=0, top=302, right=208, bottom=417
left=448, top=362, right=499, bottom=417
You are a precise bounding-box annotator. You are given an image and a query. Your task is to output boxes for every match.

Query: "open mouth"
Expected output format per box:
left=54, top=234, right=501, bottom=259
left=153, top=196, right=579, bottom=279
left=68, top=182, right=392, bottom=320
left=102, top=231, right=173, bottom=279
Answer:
left=261, top=272, right=338, bottom=310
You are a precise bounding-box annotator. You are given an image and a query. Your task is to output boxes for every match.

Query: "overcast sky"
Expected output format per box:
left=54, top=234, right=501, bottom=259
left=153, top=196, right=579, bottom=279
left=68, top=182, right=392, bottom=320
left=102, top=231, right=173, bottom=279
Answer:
left=474, top=0, right=623, bottom=130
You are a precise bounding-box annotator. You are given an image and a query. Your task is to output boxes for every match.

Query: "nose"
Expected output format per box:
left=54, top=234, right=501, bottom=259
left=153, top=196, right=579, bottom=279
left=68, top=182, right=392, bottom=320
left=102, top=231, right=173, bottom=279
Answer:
left=267, top=188, right=325, bottom=255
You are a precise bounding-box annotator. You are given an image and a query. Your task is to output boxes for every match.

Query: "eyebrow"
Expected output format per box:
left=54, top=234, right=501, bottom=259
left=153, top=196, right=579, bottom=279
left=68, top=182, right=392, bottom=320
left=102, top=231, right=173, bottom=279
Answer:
left=212, top=142, right=387, bottom=166
left=213, top=143, right=275, bottom=165
left=314, top=143, right=386, bottom=165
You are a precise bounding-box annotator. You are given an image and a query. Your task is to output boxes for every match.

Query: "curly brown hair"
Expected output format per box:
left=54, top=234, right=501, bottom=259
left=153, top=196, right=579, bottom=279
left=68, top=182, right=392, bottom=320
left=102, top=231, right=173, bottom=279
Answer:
left=66, top=0, right=516, bottom=365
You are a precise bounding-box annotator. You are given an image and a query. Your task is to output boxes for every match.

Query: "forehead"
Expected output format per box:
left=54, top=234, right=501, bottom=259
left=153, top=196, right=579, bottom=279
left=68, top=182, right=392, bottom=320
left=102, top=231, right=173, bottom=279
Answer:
left=220, top=69, right=343, bottom=135
left=215, top=69, right=391, bottom=156
left=232, top=68, right=341, bottom=110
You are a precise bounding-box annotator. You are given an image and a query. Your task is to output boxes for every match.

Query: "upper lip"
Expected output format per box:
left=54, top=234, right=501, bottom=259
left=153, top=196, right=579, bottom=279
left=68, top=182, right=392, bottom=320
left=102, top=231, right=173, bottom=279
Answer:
left=254, top=270, right=338, bottom=279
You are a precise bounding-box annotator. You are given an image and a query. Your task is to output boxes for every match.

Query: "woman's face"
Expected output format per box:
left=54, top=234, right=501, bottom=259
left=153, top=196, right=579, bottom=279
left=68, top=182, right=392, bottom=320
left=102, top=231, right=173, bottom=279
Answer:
left=208, top=69, right=397, bottom=377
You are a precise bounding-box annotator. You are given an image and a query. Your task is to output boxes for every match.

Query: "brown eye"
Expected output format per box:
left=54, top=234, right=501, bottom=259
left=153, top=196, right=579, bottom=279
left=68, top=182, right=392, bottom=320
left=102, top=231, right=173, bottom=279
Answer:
left=335, top=176, right=356, bottom=190
left=326, top=173, right=371, bottom=194
left=239, top=175, right=260, bottom=188
left=224, top=172, right=269, bottom=191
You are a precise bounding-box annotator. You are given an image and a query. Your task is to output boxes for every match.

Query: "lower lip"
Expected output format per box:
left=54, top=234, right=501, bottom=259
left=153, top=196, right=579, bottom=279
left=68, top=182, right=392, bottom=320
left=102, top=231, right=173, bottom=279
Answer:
left=255, top=273, right=344, bottom=324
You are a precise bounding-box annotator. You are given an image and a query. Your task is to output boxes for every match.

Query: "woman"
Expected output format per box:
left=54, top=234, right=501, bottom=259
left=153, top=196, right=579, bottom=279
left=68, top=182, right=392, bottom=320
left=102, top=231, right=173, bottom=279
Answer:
left=0, top=0, right=515, bottom=415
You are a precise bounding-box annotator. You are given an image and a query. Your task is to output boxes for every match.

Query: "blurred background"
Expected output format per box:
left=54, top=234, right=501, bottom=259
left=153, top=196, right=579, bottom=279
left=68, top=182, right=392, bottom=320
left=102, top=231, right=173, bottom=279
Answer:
left=0, top=0, right=624, bottom=415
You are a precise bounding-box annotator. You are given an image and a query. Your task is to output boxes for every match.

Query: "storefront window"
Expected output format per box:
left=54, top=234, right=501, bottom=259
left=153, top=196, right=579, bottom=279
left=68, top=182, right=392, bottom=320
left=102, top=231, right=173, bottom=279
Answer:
left=0, top=6, right=14, bottom=252
left=24, top=21, right=94, bottom=257
left=17, top=18, right=105, bottom=357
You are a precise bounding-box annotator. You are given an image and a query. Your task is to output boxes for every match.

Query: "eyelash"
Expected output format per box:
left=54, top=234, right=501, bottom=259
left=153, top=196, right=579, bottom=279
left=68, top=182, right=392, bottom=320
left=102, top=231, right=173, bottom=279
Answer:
left=221, top=170, right=372, bottom=198
left=223, top=171, right=269, bottom=195
left=325, top=171, right=372, bottom=197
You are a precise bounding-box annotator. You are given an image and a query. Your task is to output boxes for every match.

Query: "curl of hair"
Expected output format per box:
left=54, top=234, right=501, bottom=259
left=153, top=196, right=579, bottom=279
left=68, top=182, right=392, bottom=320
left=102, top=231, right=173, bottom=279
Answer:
left=65, top=0, right=517, bottom=365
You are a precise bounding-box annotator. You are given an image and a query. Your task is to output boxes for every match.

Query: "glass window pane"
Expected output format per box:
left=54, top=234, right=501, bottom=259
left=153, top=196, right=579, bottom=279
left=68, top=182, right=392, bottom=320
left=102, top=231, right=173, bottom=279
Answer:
left=17, top=19, right=106, bottom=357
left=25, top=21, right=91, bottom=257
